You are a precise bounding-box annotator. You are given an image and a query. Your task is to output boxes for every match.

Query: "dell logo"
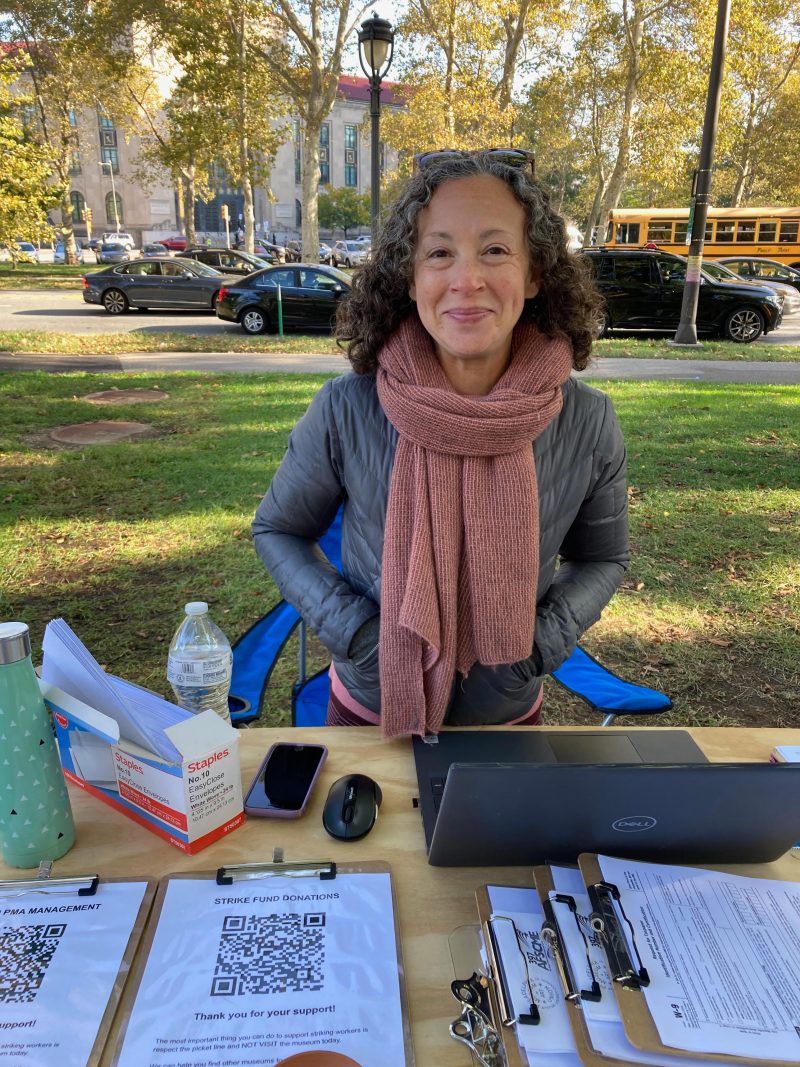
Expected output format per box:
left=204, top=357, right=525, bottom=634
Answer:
left=612, top=815, right=658, bottom=833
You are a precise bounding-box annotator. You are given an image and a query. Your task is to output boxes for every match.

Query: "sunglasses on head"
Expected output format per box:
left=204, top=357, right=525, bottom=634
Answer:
left=413, top=147, right=536, bottom=176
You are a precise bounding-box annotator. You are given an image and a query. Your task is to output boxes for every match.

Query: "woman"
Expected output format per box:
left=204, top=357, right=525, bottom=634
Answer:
left=252, top=150, right=629, bottom=738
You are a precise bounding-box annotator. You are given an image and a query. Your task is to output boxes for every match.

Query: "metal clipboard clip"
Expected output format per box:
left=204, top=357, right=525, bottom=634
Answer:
left=587, top=880, right=650, bottom=989
left=217, top=848, right=336, bottom=885
left=541, top=893, right=602, bottom=1003
left=449, top=971, right=507, bottom=1067
left=0, top=860, right=99, bottom=898
left=486, top=916, right=540, bottom=1026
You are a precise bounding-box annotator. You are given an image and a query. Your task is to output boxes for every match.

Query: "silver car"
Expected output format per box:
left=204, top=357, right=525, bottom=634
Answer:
left=331, top=240, right=369, bottom=268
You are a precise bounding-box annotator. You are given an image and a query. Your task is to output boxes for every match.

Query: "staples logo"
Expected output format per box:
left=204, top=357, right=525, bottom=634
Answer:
left=114, top=752, right=144, bottom=774
left=187, top=749, right=230, bottom=774
left=612, top=816, right=657, bottom=833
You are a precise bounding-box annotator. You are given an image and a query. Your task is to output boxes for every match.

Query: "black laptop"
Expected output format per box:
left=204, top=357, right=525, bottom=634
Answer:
left=412, top=730, right=800, bottom=867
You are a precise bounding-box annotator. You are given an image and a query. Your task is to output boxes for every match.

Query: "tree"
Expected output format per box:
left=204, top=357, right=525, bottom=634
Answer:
left=0, top=1, right=129, bottom=263
left=0, top=55, right=58, bottom=264
left=121, top=0, right=286, bottom=251
left=251, top=0, right=366, bottom=260
left=318, top=186, right=369, bottom=236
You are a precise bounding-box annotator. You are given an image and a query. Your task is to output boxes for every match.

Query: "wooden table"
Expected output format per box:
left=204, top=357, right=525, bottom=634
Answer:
left=3, top=725, right=800, bottom=1065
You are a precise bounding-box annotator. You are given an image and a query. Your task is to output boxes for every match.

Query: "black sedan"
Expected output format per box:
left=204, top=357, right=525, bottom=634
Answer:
left=181, top=246, right=273, bottom=274
left=215, top=263, right=352, bottom=334
left=82, top=257, right=237, bottom=314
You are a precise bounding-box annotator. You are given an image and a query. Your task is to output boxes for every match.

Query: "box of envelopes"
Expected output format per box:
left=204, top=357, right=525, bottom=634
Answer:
left=41, top=680, right=245, bottom=853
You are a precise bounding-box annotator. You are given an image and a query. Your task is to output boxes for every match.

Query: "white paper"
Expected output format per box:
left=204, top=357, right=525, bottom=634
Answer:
left=0, top=880, right=148, bottom=1067
left=599, top=854, right=800, bottom=1060
left=487, top=886, right=575, bottom=1055
left=116, top=874, right=407, bottom=1067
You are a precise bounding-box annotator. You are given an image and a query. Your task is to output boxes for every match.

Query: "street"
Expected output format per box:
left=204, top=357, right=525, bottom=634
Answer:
left=0, top=288, right=799, bottom=344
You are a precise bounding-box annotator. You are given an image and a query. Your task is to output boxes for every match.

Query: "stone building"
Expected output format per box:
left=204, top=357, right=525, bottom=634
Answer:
left=64, top=76, right=402, bottom=248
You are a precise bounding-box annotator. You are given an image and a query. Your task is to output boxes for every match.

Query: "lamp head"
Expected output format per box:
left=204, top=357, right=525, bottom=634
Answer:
left=358, top=12, right=394, bottom=81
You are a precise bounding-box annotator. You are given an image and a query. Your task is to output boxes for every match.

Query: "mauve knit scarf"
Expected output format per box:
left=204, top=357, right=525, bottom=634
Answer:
left=375, top=315, right=574, bottom=738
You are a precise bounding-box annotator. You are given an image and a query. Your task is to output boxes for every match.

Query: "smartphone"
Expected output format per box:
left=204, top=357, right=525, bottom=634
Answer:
left=243, top=742, right=328, bottom=818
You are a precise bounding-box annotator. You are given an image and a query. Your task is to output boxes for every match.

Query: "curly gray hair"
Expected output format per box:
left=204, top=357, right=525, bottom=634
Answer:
left=336, top=152, right=602, bottom=373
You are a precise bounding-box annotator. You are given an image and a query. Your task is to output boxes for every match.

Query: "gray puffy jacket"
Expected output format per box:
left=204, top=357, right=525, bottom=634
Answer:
left=252, top=371, right=629, bottom=725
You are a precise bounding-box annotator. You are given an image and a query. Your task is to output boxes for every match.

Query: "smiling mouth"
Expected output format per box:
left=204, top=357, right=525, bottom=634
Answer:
left=445, top=308, right=492, bottom=321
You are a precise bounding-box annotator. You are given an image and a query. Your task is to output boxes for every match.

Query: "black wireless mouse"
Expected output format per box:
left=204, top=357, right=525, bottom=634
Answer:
left=322, top=774, right=382, bottom=841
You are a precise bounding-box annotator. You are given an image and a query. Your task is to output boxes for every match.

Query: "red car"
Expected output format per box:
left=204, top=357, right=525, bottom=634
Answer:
left=159, top=235, right=187, bottom=252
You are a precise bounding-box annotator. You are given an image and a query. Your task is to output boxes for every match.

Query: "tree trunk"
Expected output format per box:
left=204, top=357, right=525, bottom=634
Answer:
left=596, top=0, right=644, bottom=234
left=300, top=130, right=321, bottom=259
left=175, top=173, right=185, bottom=234
left=185, top=169, right=197, bottom=245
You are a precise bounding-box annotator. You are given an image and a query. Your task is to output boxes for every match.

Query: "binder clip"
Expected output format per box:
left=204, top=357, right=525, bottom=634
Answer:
left=217, top=848, right=336, bottom=885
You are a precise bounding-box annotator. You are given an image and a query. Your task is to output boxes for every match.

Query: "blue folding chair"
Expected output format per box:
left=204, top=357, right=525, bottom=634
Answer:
left=230, top=508, right=672, bottom=727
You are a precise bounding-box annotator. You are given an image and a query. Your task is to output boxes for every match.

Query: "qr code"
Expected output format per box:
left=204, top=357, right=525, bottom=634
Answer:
left=211, top=913, right=325, bottom=996
left=0, top=924, right=66, bottom=1003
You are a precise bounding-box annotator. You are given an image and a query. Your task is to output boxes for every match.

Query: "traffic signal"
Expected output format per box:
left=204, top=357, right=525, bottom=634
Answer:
left=221, top=204, right=229, bottom=221
left=85, top=207, right=92, bottom=223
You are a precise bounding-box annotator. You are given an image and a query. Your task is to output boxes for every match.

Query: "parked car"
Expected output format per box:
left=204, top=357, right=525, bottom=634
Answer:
left=319, top=243, right=333, bottom=265
left=702, top=259, right=799, bottom=315
left=101, top=231, right=135, bottom=250
left=713, top=257, right=800, bottom=296
left=330, top=240, right=369, bottom=268
left=181, top=247, right=271, bottom=274
left=12, top=241, right=40, bottom=263
left=215, top=263, right=352, bottom=334
left=35, top=241, right=56, bottom=264
left=83, top=257, right=236, bottom=314
left=237, top=239, right=285, bottom=263
left=157, top=235, right=187, bottom=252
left=141, top=242, right=170, bottom=258
left=54, top=241, right=88, bottom=265
left=582, top=248, right=782, bottom=343
left=97, top=242, right=132, bottom=264
left=285, top=240, right=303, bottom=262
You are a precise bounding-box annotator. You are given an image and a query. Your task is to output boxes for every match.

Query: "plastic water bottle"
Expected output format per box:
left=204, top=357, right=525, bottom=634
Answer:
left=167, top=603, right=232, bottom=724
left=0, top=621, right=76, bottom=868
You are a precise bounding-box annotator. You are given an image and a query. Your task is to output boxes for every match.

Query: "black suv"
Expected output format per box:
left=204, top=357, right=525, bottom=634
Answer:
left=181, top=247, right=274, bottom=274
left=582, top=248, right=782, bottom=343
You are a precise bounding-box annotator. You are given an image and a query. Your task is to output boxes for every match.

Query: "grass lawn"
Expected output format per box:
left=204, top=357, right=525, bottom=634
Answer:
left=1, top=370, right=798, bottom=732
left=0, top=327, right=798, bottom=362
left=0, top=263, right=89, bottom=289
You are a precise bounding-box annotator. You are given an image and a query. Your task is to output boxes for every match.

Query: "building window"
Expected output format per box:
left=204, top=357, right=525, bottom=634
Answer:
left=319, top=122, right=330, bottom=185
left=105, top=191, right=123, bottom=226
left=294, top=119, right=302, bottom=184
left=344, top=124, right=357, bottom=187
left=100, top=146, right=119, bottom=174
left=68, top=109, right=78, bottom=127
left=70, top=191, right=86, bottom=224
left=69, top=150, right=82, bottom=176
left=97, top=109, right=115, bottom=128
left=295, top=199, right=302, bottom=229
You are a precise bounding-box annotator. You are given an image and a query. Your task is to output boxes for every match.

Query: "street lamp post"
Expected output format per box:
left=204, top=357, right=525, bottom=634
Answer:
left=98, top=160, right=120, bottom=234
left=670, top=0, right=732, bottom=346
left=358, top=12, right=395, bottom=242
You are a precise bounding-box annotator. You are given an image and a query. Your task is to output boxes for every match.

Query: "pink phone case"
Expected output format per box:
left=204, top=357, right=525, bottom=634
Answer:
left=244, top=742, right=328, bottom=819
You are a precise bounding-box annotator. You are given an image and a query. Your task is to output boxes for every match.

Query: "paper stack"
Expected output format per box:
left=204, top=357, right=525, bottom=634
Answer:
left=41, top=618, right=192, bottom=763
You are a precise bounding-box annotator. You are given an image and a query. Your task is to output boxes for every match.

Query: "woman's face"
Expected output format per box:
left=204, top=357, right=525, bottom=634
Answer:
left=409, top=175, right=539, bottom=388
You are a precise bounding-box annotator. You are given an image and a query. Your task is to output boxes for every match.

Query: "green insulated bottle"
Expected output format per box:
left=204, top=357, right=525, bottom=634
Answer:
left=0, top=622, right=75, bottom=868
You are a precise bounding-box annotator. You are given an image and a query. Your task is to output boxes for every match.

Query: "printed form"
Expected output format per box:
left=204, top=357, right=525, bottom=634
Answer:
left=115, top=873, right=407, bottom=1067
left=599, top=854, right=800, bottom=1061
left=0, top=880, right=148, bottom=1067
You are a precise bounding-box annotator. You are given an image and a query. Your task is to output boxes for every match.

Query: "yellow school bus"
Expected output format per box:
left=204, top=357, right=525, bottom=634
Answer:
left=605, top=207, right=800, bottom=267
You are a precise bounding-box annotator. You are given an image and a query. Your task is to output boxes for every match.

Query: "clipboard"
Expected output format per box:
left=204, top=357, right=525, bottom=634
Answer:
left=0, top=869, right=156, bottom=1067
left=578, top=853, right=800, bottom=1067
left=111, top=852, right=415, bottom=1067
left=529, top=865, right=632, bottom=1067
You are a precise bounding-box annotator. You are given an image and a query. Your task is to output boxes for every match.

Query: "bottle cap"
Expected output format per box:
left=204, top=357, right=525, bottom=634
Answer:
left=0, top=622, right=32, bottom=664
left=184, top=602, right=209, bottom=615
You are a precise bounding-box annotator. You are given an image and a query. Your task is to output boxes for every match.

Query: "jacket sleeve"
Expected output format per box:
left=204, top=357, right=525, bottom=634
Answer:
left=251, top=380, right=380, bottom=661
left=534, top=395, right=629, bottom=676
